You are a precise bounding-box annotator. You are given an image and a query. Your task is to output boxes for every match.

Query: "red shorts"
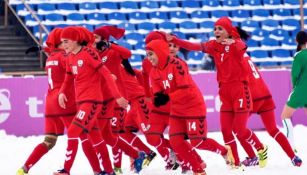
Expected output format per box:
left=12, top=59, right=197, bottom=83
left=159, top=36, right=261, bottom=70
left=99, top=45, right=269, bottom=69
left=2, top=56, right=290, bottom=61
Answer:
left=219, top=82, right=252, bottom=113
left=45, top=116, right=73, bottom=135
left=147, top=111, right=170, bottom=136
left=252, top=97, right=276, bottom=114
left=111, top=105, right=126, bottom=133
left=169, top=117, right=207, bottom=139
left=71, top=102, right=102, bottom=132
left=98, top=99, right=115, bottom=119
left=125, top=97, right=150, bottom=133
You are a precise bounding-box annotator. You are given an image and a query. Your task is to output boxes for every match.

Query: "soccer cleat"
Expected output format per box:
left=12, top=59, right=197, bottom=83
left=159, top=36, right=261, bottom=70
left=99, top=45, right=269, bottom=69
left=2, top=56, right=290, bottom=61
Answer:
left=231, top=163, right=245, bottom=171
left=113, top=167, right=123, bottom=175
left=241, top=157, right=259, bottom=167
left=165, top=161, right=180, bottom=170
left=97, top=171, right=116, bottom=175
left=181, top=163, right=192, bottom=174
left=193, top=170, right=207, bottom=175
left=16, top=168, right=28, bottom=175
left=142, top=151, right=157, bottom=167
left=292, top=155, right=302, bottom=167
left=257, top=145, right=268, bottom=168
left=134, top=151, right=146, bottom=173
left=223, top=145, right=234, bottom=166
left=53, top=169, right=70, bottom=175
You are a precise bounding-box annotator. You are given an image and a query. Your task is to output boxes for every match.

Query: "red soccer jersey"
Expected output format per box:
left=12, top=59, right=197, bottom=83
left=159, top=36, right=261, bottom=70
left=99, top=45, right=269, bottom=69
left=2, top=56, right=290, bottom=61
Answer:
left=45, top=50, right=76, bottom=116
left=98, top=43, right=131, bottom=97
left=142, top=58, right=154, bottom=97
left=120, top=66, right=145, bottom=100
left=171, top=37, right=249, bottom=84
left=243, top=54, right=271, bottom=100
left=150, top=57, right=206, bottom=118
left=61, top=46, right=117, bottom=103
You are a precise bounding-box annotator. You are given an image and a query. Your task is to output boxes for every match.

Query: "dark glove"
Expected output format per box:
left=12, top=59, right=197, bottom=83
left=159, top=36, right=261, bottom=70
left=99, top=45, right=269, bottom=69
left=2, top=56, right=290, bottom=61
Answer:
left=153, top=92, right=169, bottom=107
left=96, top=40, right=111, bottom=51
left=25, top=45, right=41, bottom=54
left=122, top=59, right=136, bottom=76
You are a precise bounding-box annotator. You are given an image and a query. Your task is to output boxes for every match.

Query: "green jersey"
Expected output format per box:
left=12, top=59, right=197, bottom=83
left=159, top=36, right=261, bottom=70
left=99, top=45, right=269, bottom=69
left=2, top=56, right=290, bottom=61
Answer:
left=292, top=49, right=307, bottom=88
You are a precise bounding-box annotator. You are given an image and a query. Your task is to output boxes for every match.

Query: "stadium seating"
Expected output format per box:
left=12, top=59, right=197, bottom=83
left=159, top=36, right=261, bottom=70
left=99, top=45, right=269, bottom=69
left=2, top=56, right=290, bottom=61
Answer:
left=10, top=0, right=304, bottom=69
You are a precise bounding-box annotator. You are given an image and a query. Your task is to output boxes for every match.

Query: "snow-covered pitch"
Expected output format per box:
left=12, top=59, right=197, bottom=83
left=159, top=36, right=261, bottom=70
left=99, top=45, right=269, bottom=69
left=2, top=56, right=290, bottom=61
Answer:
left=2, top=125, right=307, bottom=175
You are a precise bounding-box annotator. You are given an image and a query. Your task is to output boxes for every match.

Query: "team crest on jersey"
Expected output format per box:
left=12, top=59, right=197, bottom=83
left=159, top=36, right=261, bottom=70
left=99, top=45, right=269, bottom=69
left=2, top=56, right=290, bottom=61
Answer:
left=101, top=56, right=108, bottom=63
left=77, top=60, right=83, bottom=67
left=225, top=45, right=230, bottom=52
left=167, top=73, right=173, bottom=81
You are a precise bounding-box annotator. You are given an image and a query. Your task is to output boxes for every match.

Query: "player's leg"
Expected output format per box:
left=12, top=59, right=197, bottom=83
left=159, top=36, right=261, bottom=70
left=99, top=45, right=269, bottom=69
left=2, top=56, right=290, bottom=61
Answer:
left=281, top=105, right=296, bottom=149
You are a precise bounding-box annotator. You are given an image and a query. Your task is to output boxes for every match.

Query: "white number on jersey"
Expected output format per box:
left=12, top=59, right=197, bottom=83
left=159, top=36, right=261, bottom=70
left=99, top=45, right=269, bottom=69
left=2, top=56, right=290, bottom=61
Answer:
left=76, top=110, right=86, bottom=120
left=111, top=117, right=117, bottom=126
left=238, top=98, right=243, bottom=108
left=47, top=68, right=54, bottom=89
left=188, top=121, right=197, bottom=131
left=162, top=80, right=170, bottom=89
left=247, top=59, right=260, bottom=79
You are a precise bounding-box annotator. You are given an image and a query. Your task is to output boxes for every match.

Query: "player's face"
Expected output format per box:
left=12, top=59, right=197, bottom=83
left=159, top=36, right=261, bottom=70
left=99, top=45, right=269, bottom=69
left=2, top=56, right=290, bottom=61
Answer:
left=94, top=34, right=101, bottom=43
left=61, top=38, right=79, bottom=54
left=214, top=26, right=229, bottom=43
left=169, top=42, right=179, bottom=56
left=146, top=50, right=158, bottom=66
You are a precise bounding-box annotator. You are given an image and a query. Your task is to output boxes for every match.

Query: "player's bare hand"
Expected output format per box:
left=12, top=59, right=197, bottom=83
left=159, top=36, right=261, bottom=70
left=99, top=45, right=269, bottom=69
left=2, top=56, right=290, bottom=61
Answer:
left=165, top=33, right=174, bottom=42
left=221, top=38, right=235, bottom=45
left=58, top=93, right=67, bottom=109
left=111, top=74, right=117, bottom=81
left=116, top=97, right=129, bottom=109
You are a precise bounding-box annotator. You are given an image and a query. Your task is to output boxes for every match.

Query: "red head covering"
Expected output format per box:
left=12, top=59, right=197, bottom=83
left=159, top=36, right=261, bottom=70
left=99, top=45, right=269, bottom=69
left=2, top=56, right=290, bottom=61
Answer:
left=76, top=26, right=95, bottom=46
left=46, top=28, right=63, bottom=49
left=145, top=39, right=170, bottom=70
left=61, top=26, right=80, bottom=42
left=215, top=17, right=240, bottom=38
left=93, top=26, right=125, bottom=41
left=145, top=31, right=166, bottom=44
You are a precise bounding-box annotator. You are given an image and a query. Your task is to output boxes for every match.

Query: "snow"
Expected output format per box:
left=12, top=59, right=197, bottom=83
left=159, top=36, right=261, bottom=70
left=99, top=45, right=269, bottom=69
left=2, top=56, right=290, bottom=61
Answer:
left=2, top=125, right=307, bottom=175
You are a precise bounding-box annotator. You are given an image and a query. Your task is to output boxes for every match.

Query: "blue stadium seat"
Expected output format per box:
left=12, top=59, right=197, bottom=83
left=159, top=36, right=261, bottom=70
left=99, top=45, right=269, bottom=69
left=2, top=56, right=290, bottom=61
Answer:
left=158, top=22, right=177, bottom=30
left=117, top=22, right=136, bottom=31
left=251, top=29, right=270, bottom=40
left=252, top=9, right=270, bottom=19
left=221, top=0, right=241, bottom=7
left=211, top=10, right=229, bottom=19
left=57, top=3, right=76, bottom=12
left=129, top=12, right=147, bottom=21
left=149, top=12, right=168, bottom=20
left=241, top=20, right=260, bottom=31
left=243, top=0, right=262, bottom=6
left=272, top=9, right=292, bottom=18
left=81, top=24, right=95, bottom=31
left=160, top=1, right=178, bottom=8
left=246, top=39, right=259, bottom=47
left=261, top=19, right=280, bottom=31
left=182, top=1, right=201, bottom=8
left=99, top=2, right=118, bottom=10
left=250, top=50, right=269, bottom=58
left=130, top=54, right=143, bottom=62
left=169, top=11, right=188, bottom=19
left=108, top=12, right=127, bottom=21
left=137, top=22, right=156, bottom=31
left=232, top=10, right=251, bottom=21
left=189, top=52, right=204, bottom=61
left=140, top=1, right=159, bottom=9
left=134, top=42, right=145, bottom=50
left=190, top=11, right=210, bottom=20
left=37, top=3, right=56, bottom=14
left=200, top=21, right=214, bottom=29
left=120, top=1, right=139, bottom=9
left=16, top=4, right=37, bottom=15
left=79, top=2, right=98, bottom=12
left=282, top=37, right=296, bottom=47
left=66, top=13, right=85, bottom=23
left=261, top=38, right=280, bottom=47
left=271, top=49, right=291, bottom=58
left=117, top=41, right=133, bottom=50
left=284, top=0, right=299, bottom=5
left=202, top=0, right=220, bottom=7
left=24, top=14, right=44, bottom=26
left=53, top=24, right=69, bottom=28
left=179, top=21, right=198, bottom=30
left=44, top=13, right=64, bottom=23
left=125, top=33, right=144, bottom=42
left=172, top=31, right=186, bottom=40
left=263, top=0, right=281, bottom=6
left=270, top=29, right=289, bottom=41
left=293, top=8, right=307, bottom=16
left=87, top=13, right=105, bottom=22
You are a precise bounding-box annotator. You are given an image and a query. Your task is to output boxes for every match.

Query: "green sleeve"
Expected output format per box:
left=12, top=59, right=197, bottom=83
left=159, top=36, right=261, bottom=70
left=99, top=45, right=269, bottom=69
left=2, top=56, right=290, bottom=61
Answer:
left=291, top=54, right=302, bottom=87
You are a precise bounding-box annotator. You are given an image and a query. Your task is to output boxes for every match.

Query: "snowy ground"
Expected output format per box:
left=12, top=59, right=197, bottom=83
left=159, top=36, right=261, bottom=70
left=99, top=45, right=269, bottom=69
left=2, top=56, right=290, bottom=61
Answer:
left=1, top=125, right=307, bottom=175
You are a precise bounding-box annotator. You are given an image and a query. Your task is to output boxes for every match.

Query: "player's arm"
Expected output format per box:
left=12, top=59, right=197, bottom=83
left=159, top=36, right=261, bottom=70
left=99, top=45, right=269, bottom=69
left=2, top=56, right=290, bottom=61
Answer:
left=58, top=65, right=74, bottom=109
left=111, top=43, right=132, bottom=59
left=168, top=35, right=203, bottom=52
left=291, top=55, right=302, bottom=87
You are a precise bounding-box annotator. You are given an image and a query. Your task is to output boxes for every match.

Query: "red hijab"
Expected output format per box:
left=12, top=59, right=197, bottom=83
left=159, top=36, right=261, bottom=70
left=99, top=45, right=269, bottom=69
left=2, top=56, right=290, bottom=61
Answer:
left=145, top=39, right=170, bottom=70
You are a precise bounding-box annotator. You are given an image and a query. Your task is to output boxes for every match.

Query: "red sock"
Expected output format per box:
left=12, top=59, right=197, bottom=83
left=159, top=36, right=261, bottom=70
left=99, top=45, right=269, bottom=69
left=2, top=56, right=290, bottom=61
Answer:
left=191, top=138, right=227, bottom=156
left=156, top=139, right=170, bottom=162
left=80, top=134, right=101, bottom=173
left=112, top=145, right=123, bottom=168
left=245, top=130, right=264, bottom=151
left=260, top=111, right=295, bottom=159
left=237, top=133, right=257, bottom=158
left=24, top=143, right=48, bottom=171
left=64, top=138, right=79, bottom=172
left=116, top=138, right=139, bottom=159
left=121, top=132, right=151, bottom=154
